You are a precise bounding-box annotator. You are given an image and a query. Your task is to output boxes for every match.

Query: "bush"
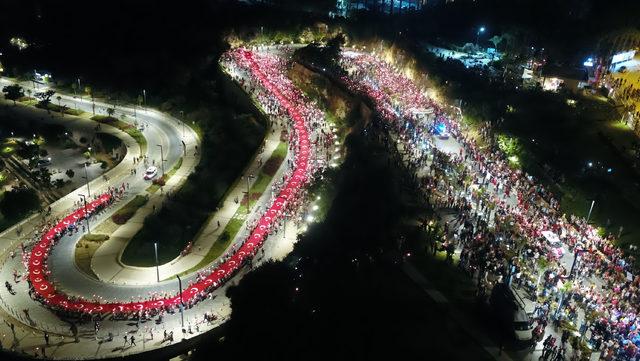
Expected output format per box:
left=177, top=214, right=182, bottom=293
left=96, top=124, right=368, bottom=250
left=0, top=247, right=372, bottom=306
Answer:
left=152, top=176, right=166, bottom=186
left=65, top=169, right=75, bottom=178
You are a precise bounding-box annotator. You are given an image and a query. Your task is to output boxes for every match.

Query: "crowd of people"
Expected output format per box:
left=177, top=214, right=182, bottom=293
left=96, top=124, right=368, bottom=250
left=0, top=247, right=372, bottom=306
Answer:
left=335, top=48, right=640, bottom=360
left=607, top=75, right=640, bottom=132
left=18, top=47, right=329, bottom=321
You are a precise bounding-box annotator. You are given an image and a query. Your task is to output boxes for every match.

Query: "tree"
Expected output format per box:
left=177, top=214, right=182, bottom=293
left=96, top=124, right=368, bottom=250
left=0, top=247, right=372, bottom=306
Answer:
left=34, top=167, right=52, bottom=185
left=489, top=35, right=504, bottom=50
left=0, top=188, right=40, bottom=220
left=65, top=169, right=75, bottom=178
left=106, top=108, right=115, bottom=118
left=56, top=95, right=64, bottom=117
left=324, top=33, right=345, bottom=64
left=2, top=84, right=24, bottom=105
left=35, top=90, right=55, bottom=113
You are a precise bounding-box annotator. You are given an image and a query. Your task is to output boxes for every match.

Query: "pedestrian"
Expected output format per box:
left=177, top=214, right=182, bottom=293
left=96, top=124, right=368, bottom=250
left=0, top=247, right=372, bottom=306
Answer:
left=123, top=335, right=128, bottom=348
left=130, top=335, right=136, bottom=346
left=44, top=332, right=49, bottom=346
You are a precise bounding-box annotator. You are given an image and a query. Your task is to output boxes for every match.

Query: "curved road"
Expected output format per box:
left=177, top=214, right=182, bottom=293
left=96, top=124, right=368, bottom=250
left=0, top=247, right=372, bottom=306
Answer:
left=0, top=46, right=328, bottom=360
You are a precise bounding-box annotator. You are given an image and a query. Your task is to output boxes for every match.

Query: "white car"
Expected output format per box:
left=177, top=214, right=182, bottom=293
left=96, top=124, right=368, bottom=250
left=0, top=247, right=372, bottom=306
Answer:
left=546, top=240, right=565, bottom=259
left=143, top=166, right=158, bottom=180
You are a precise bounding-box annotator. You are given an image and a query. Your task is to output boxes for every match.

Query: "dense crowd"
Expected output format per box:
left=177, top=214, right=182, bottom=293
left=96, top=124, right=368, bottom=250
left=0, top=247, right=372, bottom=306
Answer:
left=21, top=47, right=328, bottom=319
left=337, top=49, right=640, bottom=360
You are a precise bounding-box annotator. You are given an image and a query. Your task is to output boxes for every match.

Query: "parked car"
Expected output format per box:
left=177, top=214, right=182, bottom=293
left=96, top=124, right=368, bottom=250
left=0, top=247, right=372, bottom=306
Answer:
left=37, top=157, right=52, bottom=166
left=143, top=166, right=158, bottom=180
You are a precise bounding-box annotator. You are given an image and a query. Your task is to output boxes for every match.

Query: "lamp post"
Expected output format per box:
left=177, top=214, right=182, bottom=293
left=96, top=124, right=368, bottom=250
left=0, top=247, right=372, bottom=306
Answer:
left=82, top=162, right=91, bottom=198
left=142, top=89, right=147, bottom=108
left=154, top=242, right=160, bottom=283
left=179, top=110, right=185, bottom=138
left=475, top=26, right=486, bottom=48
left=586, top=200, right=595, bottom=223
left=245, top=174, right=254, bottom=215
left=177, top=275, right=185, bottom=331
left=78, top=194, right=91, bottom=234
left=156, top=144, right=165, bottom=176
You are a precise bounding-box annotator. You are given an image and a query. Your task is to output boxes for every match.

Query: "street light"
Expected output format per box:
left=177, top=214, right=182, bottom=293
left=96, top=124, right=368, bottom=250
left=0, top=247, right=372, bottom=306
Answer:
left=142, top=89, right=147, bottom=108
left=177, top=275, right=185, bottom=332
left=179, top=110, right=185, bottom=138
left=156, top=144, right=165, bottom=176
left=475, top=26, right=486, bottom=48
left=586, top=200, right=595, bottom=224
left=154, top=242, right=160, bottom=283
left=78, top=194, right=91, bottom=234
left=245, top=174, right=255, bottom=215
left=82, top=162, right=91, bottom=198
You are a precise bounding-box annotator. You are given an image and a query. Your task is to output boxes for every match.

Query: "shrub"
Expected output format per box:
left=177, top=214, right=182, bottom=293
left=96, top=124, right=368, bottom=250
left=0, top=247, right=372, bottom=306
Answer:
left=152, top=176, right=166, bottom=186
left=65, top=169, right=75, bottom=178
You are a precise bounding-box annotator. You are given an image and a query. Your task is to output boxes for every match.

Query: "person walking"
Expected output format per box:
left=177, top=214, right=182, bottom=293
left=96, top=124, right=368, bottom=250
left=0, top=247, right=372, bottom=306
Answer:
left=130, top=335, right=136, bottom=347
left=123, top=335, right=128, bottom=348
left=44, top=332, right=49, bottom=346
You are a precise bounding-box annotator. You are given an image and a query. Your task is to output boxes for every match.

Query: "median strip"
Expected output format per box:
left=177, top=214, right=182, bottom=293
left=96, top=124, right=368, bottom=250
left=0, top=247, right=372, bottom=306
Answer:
left=176, top=141, right=288, bottom=277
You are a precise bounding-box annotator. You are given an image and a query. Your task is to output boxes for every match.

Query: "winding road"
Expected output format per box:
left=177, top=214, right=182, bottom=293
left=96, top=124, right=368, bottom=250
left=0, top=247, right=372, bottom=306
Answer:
left=0, top=45, right=329, bottom=360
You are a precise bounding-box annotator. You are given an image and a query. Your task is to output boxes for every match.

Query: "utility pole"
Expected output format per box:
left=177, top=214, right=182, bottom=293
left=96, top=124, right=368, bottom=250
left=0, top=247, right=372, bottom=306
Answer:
left=83, top=162, right=91, bottom=197
left=154, top=242, right=160, bottom=282
left=156, top=144, right=165, bottom=176
left=179, top=110, right=185, bottom=138
left=245, top=174, right=254, bottom=214
left=586, top=200, right=595, bottom=223
left=78, top=194, right=91, bottom=234
left=177, top=275, right=185, bottom=331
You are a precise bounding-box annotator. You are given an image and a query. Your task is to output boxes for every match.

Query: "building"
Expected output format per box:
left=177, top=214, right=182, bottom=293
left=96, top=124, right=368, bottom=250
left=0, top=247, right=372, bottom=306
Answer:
left=335, top=0, right=427, bottom=17
left=538, top=65, right=589, bottom=93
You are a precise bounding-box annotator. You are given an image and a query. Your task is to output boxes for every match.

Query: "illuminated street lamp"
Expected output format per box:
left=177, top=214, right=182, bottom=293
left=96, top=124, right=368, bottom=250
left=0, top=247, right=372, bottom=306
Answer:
left=78, top=194, right=91, bottom=234
left=154, top=242, right=160, bottom=283
left=475, top=26, right=486, bottom=48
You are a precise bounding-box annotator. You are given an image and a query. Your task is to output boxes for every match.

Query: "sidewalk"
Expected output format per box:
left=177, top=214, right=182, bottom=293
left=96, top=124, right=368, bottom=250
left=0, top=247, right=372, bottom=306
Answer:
left=91, top=123, right=285, bottom=284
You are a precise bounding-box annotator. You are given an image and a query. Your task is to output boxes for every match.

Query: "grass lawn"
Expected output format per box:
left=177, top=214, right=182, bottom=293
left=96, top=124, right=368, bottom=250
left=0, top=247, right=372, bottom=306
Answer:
left=493, top=94, right=640, bottom=256
left=91, top=115, right=147, bottom=153
left=176, top=141, right=287, bottom=276
left=120, top=103, right=266, bottom=266
left=147, top=157, right=183, bottom=194
left=36, top=102, right=84, bottom=116
left=111, top=195, right=148, bottom=225
left=74, top=234, right=110, bottom=279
